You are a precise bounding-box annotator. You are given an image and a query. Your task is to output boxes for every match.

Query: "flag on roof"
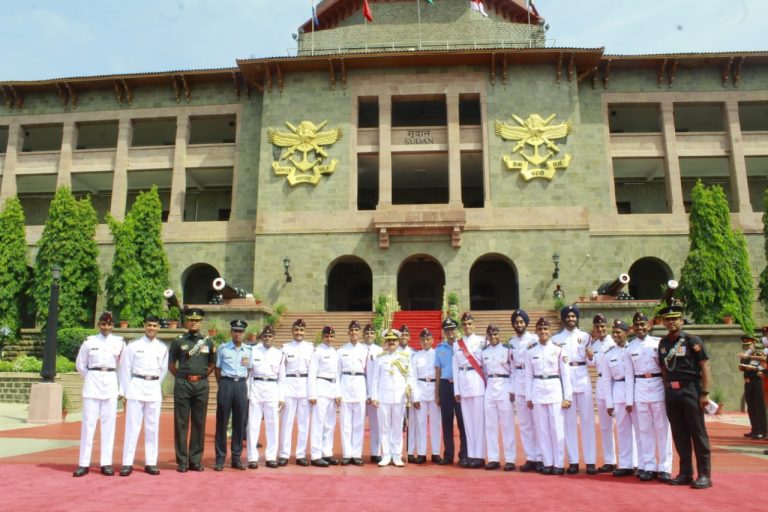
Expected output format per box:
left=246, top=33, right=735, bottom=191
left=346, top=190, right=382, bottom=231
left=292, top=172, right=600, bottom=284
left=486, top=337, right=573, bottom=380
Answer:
left=363, top=0, right=373, bottom=22
left=312, top=1, right=320, bottom=27
left=528, top=0, right=539, bottom=17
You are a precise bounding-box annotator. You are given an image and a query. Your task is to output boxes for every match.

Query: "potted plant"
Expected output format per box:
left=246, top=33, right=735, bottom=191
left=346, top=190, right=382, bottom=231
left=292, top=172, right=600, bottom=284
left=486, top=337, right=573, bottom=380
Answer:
left=167, top=306, right=181, bottom=329
left=710, top=389, right=725, bottom=415
left=245, top=324, right=260, bottom=343
left=118, top=319, right=129, bottom=328
left=206, top=316, right=227, bottom=337
left=720, top=302, right=738, bottom=325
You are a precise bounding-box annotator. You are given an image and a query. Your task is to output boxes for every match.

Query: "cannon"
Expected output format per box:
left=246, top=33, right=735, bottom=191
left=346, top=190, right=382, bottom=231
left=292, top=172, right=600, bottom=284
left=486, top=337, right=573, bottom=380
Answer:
left=212, top=278, right=247, bottom=300
left=163, top=289, right=180, bottom=309
left=597, top=273, right=630, bottom=297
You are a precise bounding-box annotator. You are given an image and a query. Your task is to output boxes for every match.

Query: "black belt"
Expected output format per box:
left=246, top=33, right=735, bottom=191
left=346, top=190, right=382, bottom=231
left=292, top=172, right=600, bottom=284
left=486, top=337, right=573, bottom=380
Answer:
left=287, top=373, right=308, bottom=378
left=88, top=367, right=116, bottom=372
left=220, top=376, right=247, bottom=382
left=253, top=376, right=277, bottom=382
left=569, top=361, right=587, bottom=367
left=342, top=372, right=365, bottom=376
left=488, top=374, right=510, bottom=378
left=515, top=365, right=524, bottom=370
left=459, top=367, right=475, bottom=372
left=418, top=378, right=436, bottom=382
left=533, top=375, right=559, bottom=380
left=613, top=378, right=626, bottom=382
left=132, top=374, right=159, bottom=380
left=635, top=373, right=662, bottom=379
left=598, top=373, right=602, bottom=377
left=318, top=376, right=336, bottom=382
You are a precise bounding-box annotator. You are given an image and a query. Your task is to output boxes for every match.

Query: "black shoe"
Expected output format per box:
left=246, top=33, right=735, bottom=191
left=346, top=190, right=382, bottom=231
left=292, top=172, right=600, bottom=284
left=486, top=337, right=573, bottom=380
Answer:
left=541, top=466, right=553, bottom=475
left=189, top=464, right=204, bottom=472
left=231, top=462, right=247, bottom=470
left=458, top=458, right=469, bottom=468
left=658, top=472, right=673, bottom=483
left=119, top=465, right=132, bottom=477
left=352, top=458, right=364, bottom=466
left=370, top=456, right=382, bottom=463
left=266, top=460, right=279, bottom=468
left=213, top=463, right=224, bottom=471
left=296, top=458, right=310, bottom=467
left=638, top=470, right=653, bottom=481
left=552, top=467, right=565, bottom=475
left=324, top=457, right=340, bottom=466
left=311, top=458, right=329, bottom=467
left=176, top=464, right=188, bottom=473
left=669, top=474, right=693, bottom=486
left=100, top=465, right=114, bottom=476
left=519, top=460, right=537, bottom=472
left=278, top=457, right=289, bottom=466
left=691, top=476, right=712, bottom=489
left=504, top=463, right=516, bottom=472
left=431, top=455, right=442, bottom=464
left=415, top=455, right=427, bottom=465
left=471, top=459, right=485, bottom=468
left=585, top=464, right=597, bottom=475
left=438, top=458, right=453, bottom=466
left=744, top=431, right=755, bottom=437
left=485, top=461, right=500, bottom=470
left=248, top=461, right=259, bottom=469
left=597, top=464, right=616, bottom=474
left=613, top=468, right=635, bottom=477
left=536, top=461, right=544, bottom=472
left=566, top=464, right=579, bottom=475
left=340, top=458, right=351, bottom=466
left=73, top=466, right=89, bottom=477
left=407, top=454, right=417, bottom=463
left=144, top=465, right=160, bottom=475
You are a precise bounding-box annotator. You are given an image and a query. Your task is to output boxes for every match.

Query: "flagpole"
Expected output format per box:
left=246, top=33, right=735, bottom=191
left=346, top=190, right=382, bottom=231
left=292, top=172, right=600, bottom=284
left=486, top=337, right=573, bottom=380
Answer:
left=312, top=0, right=315, bottom=55
left=417, top=0, right=422, bottom=50
left=527, top=0, right=532, bottom=48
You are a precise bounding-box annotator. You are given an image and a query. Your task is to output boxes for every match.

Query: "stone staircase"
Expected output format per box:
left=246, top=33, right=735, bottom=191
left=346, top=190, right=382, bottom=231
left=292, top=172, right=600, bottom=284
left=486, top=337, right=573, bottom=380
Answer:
left=392, top=310, right=444, bottom=347
left=274, top=311, right=376, bottom=347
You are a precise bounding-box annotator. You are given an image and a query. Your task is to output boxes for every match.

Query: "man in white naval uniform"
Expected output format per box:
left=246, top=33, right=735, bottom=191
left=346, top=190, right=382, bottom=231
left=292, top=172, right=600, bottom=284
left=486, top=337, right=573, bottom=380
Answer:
left=338, top=320, right=369, bottom=466
left=399, top=325, right=419, bottom=464
left=371, top=329, right=417, bottom=467
left=508, top=309, right=542, bottom=472
left=525, top=317, right=572, bottom=475
left=73, top=312, right=125, bottom=477
left=309, top=325, right=341, bottom=467
left=247, top=324, right=285, bottom=469
left=587, top=314, right=616, bottom=474
left=118, top=315, right=168, bottom=476
left=551, top=304, right=597, bottom=475
left=411, top=328, right=441, bottom=464
left=604, top=319, right=641, bottom=477
left=363, top=323, right=384, bottom=462
left=279, top=318, right=314, bottom=466
left=482, top=324, right=516, bottom=471
left=453, top=312, right=486, bottom=469
left=626, top=312, right=673, bottom=483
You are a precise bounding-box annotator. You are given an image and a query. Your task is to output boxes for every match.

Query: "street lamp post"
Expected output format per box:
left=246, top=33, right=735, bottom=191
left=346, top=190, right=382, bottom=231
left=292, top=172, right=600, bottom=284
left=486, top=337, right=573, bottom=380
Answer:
left=40, top=265, right=62, bottom=383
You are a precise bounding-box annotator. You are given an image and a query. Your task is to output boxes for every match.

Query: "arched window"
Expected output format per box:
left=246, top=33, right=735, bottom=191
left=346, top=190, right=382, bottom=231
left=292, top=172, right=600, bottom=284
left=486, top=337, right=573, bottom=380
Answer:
left=397, top=255, right=445, bottom=311
left=182, top=263, right=221, bottom=305
left=628, top=257, right=673, bottom=300
left=326, top=257, right=373, bottom=312
left=469, top=254, right=519, bottom=310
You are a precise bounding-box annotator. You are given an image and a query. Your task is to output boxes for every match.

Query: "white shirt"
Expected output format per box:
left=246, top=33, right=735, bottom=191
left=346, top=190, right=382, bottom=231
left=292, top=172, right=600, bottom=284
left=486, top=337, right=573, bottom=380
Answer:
left=76, top=333, right=125, bottom=400
left=482, top=343, right=513, bottom=400
left=525, top=341, right=572, bottom=404
left=282, top=339, right=314, bottom=398
left=249, top=344, right=285, bottom=403
left=370, top=351, right=416, bottom=404
left=118, top=336, right=168, bottom=402
left=338, top=341, right=369, bottom=403
left=452, top=334, right=485, bottom=398
left=308, top=343, right=340, bottom=399
left=366, top=343, right=384, bottom=399
left=600, top=344, right=632, bottom=409
left=509, top=331, right=538, bottom=397
left=551, top=327, right=592, bottom=393
left=625, top=335, right=664, bottom=403
left=412, top=348, right=437, bottom=402
left=397, top=345, right=414, bottom=357
left=591, top=335, right=615, bottom=401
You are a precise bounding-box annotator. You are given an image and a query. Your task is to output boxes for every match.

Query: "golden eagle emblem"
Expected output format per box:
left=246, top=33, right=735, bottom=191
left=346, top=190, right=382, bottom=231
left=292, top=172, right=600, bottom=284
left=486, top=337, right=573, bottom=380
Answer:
left=268, top=120, right=343, bottom=186
left=495, top=113, right=573, bottom=181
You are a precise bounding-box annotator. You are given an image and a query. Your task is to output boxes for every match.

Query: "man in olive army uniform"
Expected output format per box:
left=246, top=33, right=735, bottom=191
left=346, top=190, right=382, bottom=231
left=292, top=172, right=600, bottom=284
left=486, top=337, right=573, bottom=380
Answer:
left=168, top=307, right=216, bottom=472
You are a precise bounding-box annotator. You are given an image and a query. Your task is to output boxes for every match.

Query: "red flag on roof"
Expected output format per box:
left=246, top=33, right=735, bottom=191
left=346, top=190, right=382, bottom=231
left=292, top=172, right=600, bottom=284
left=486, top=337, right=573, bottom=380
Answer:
left=363, top=0, right=373, bottom=22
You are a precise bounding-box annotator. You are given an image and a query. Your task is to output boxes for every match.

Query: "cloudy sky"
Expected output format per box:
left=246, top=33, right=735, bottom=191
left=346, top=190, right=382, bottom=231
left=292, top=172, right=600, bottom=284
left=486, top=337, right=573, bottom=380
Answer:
left=0, top=0, right=764, bottom=81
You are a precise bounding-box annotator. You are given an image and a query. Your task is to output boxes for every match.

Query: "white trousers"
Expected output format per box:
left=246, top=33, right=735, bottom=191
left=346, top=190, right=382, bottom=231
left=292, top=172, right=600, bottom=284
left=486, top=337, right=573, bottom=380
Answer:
left=341, top=401, right=365, bottom=458
left=563, top=390, right=596, bottom=464
left=636, top=400, right=673, bottom=473
left=484, top=397, right=516, bottom=463
left=366, top=402, right=381, bottom=456
left=280, top=396, right=310, bottom=459
left=78, top=397, right=118, bottom=467
left=310, top=397, right=337, bottom=460
left=596, top=398, right=616, bottom=465
left=248, top=400, right=279, bottom=462
left=614, top=403, right=639, bottom=469
left=460, top=396, right=485, bottom=459
left=377, top=402, right=405, bottom=459
left=414, top=400, right=441, bottom=456
left=534, top=402, right=565, bottom=468
left=122, top=399, right=161, bottom=466
left=407, top=405, right=418, bottom=455
left=516, top=397, right=541, bottom=462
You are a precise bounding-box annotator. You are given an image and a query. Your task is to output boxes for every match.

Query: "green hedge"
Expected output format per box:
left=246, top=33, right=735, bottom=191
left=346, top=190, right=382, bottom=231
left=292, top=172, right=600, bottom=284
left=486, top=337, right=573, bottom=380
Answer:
left=57, top=328, right=96, bottom=361
left=0, top=355, right=76, bottom=373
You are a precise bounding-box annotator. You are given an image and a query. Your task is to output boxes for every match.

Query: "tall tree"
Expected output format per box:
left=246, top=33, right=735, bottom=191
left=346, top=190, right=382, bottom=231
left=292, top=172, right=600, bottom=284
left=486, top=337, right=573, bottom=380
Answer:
left=679, top=181, right=754, bottom=333
left=758, top=189, right=768, bottom=317
left=105, top=186, right=169, bottom=326
left=33, top=187, right=100, bottom=328
left=0, top=198, right=29, bottom=333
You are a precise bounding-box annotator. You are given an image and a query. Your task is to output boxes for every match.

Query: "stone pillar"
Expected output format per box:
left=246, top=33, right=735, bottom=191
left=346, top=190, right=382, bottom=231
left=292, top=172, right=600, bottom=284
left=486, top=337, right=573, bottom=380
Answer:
left=480, top=93, right=491, bottom=208
left=447, top=92, right=462, bottom=206
left=168, top=113, right=190, bottom=223
left=109, top=118, right=132, bottom=220
left=724, top=99, right=752, bottom=213
left=378, top=96, right=392, bottom=207
left=0, top=122, right=21, bottom=203
left=660, top=101, right=685, bottom=215
left=56, top=121, right=76, bottom=188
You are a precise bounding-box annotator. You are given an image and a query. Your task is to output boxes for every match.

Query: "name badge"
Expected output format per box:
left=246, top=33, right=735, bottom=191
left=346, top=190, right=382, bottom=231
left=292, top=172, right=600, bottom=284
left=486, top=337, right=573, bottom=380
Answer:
left=676, top=345, right=686, bottom=356
left=181, top=344, right=189, bottom=351
left=201, top=346, right=210, bottom=354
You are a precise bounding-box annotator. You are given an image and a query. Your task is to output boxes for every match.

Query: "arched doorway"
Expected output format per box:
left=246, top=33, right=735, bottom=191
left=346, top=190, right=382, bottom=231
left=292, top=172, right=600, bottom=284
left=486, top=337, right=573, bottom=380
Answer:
left=469, top=254, right=519, bottom=310
left=326, top=257, right=373, bottom=311
left=397, top=255, right=445, bottom=311
left=182, top=263, right=220, bottom=305
left=628, top=257, right=672, bottom=300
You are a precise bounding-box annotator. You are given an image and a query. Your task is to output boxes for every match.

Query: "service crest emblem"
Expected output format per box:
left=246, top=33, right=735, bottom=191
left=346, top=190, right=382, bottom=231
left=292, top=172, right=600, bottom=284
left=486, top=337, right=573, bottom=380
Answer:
left=268, top=120, right=343, bottom=186
left=495, top=113, right=573, bottom=180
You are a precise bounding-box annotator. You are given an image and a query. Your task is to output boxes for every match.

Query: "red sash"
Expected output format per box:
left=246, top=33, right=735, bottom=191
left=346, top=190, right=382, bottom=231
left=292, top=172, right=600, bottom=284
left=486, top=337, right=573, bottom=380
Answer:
left=458, top=338, right=486, bottom=385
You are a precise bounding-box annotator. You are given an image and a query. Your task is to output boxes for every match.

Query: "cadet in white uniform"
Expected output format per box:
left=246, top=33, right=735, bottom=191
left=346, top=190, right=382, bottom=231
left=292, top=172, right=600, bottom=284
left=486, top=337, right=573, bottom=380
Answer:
left=363, top=323, right=384, bottom=462
left=525, top=317, right=572, bottom=475
left=399, top=325, right=419, bottom=464
left=338, top=320, right=369, bottom=466
left=118, top=315, right=168, bottom=476
left=279, top=318, right=314, bottom=466
left=371, top=329, right=417, bottom=467
left=73, top=312, right=125, bottom=477
left=587, top=314, right=616, bottom=473
left=247, top=324, right=285, bottom=468
left=626, top=312, right=673, bottom=482
left=453, top=312, right=486, bottom=468
left=508, top=309, right=542, bottom=472
left=411, top=328, right=441, bottom=464
left=309, top=325, right=341, bottom=467
left=482, top=324, right=516, bottom=471
left=551, top=304, right=597, bottom=475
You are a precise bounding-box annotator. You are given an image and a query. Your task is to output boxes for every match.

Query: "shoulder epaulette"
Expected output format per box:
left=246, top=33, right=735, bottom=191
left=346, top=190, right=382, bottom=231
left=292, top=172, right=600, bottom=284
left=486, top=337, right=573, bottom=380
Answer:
left=502, top=342, right=511, bottom=349
left=527, top=342, right=537, bottom=350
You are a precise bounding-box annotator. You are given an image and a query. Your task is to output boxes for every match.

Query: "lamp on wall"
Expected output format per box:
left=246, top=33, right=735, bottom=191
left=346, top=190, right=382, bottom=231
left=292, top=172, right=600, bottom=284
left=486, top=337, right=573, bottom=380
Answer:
left=283, top=257, right=292, bottom=283
left=552, top=253, right=560, bottom=279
